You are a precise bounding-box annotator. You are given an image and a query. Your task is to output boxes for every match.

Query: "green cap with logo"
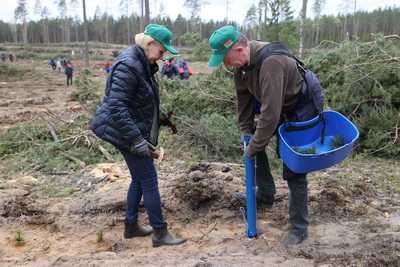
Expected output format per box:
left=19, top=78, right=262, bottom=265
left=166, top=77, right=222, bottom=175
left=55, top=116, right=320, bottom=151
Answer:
left=145, top=24, right=179, bottom=54
left=208, top=25, right=240, bottom=67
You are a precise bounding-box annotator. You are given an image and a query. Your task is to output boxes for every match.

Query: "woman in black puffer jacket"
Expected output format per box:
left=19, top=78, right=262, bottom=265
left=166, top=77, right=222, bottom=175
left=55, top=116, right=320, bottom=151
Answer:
left=91, top=24, right=186, bottom=247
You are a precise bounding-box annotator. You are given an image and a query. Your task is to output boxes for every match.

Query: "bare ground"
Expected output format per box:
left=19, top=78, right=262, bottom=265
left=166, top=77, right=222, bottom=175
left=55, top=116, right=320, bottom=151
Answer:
left=0, top=59, right=399, bottom=267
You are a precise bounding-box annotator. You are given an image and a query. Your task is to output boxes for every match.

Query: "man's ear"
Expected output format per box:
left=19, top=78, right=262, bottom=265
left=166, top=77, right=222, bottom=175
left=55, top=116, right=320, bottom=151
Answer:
left=235, top=46, right=244, bottom=53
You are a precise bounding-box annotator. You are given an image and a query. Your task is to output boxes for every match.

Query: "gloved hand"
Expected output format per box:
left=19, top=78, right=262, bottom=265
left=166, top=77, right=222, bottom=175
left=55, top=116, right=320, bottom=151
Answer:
left=240, top=135, right=252, bottom=145
left=131, top=138, right=152, bottom=159
left=244, top=146, right=255, bottom=160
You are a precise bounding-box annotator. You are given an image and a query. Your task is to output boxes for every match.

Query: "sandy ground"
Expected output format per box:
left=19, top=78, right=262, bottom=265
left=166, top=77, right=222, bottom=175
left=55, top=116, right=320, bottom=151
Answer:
left=0, top=58, right=399, bottom=267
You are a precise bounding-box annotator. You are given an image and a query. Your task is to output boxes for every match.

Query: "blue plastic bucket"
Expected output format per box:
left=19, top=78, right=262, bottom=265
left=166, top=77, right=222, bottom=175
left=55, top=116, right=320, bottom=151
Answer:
left=278, top=111, right=359, bottom=173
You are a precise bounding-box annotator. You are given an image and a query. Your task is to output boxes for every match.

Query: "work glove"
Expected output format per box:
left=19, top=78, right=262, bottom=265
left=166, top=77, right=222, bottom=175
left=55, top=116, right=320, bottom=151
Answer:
left=244, top=146, right=255, bottom=160
left=131, top=138, right=152, bottom=159
left=240, top=134, right=253, bottom=145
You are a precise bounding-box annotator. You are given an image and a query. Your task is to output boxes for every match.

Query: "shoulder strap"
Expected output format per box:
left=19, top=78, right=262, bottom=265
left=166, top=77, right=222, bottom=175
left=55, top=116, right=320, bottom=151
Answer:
left=241, top=41, right=307, bottom=74
left=257, top=42, right=307, bottom=74
left=255, top=42, right=292, bottom=70
left=256, top=42, right=325, bottom=141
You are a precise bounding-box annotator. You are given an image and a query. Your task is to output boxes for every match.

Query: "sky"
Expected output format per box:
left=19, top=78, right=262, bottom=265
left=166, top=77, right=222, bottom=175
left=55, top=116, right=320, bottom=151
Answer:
left=2, top=0, right=398, bottom=26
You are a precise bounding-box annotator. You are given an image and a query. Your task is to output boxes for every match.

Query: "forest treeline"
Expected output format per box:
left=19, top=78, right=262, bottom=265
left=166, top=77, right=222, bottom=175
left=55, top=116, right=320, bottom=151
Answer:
left=1, top=4, right=399, bottom=53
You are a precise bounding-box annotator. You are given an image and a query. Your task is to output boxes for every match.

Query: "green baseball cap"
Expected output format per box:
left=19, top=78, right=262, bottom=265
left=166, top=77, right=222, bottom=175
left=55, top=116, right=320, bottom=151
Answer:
left=208, top=25, right=240, bottom=67
left=145, top=24, right=179, bottom=54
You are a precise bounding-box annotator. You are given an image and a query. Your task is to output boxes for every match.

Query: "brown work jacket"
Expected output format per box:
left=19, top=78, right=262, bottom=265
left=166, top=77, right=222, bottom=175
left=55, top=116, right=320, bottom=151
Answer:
left=233, top=41, right=303, bottom=156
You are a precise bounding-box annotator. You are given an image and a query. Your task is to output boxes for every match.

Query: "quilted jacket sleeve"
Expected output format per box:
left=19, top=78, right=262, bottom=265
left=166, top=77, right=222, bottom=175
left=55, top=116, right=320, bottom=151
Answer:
left=108, top=61, right=143, bottom=144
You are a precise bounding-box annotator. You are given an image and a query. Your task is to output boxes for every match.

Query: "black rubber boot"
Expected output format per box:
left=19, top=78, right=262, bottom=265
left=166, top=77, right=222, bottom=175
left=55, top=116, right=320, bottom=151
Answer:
left=234, top=193, right=274, bottom=209
left=152, top=225, right=187, bottom=247
left=124, top=220, right=153, bottom=238
left=280, top=230, right=308, bottom=245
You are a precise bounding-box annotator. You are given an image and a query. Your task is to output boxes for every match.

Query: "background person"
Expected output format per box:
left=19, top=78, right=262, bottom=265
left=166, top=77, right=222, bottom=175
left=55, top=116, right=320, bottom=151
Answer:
left=160, top=56, right=178, bottom=79
left=104, top=61, right=111, bottom=74
left=91, top=24, right=187, bottom=248
left=56, top=59, right=62, bottom=74
left=175, top=57, right=191, bottom=80
left=207, top=25, right=324, bottom=245
left=49, top=57, right=56, bottom=70
left=65, top=63, right=74, bottom=86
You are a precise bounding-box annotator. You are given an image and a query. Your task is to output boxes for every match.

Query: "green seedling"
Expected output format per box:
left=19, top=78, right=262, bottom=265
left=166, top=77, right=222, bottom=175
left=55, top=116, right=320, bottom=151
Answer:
left=180, top=216, right=194, bottom=223
left=174, top=228, right=183, bottom=238
left=15, top=230, right=24, bottom=242
left=97, top=229, right=104, bottom=243
left=331, top=134, right=344, bottom=150
left=292, top=146, right=317, bottom=154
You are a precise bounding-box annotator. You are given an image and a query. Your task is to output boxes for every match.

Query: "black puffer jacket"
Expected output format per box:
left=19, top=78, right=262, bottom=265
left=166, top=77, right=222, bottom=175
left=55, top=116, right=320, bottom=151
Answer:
left=91, top=45, right=160, bottom=152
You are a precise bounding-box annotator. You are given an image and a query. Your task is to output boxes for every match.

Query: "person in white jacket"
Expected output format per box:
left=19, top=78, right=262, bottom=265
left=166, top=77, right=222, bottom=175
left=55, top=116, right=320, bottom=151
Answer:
left=56, top=59, right=62, bottom=74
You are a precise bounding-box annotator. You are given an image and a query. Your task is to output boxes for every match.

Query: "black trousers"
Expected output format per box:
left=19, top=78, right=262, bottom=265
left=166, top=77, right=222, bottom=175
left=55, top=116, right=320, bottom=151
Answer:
left=66, top=75, right=73, bottom=86
left=255, top=143, right=309, bottom=235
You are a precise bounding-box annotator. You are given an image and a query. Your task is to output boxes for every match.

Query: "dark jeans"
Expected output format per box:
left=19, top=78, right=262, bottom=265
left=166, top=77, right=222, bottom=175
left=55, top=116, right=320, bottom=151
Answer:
left=66, top=75, right=73, bottom=86
left=119, top=150, right=166, bottom=229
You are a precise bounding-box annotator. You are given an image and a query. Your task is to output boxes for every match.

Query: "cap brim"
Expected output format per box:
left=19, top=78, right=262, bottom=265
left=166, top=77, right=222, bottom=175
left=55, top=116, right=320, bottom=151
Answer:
left=163, top=44, right=179, bottom=54
left=207, top=53, right=226, bottom=67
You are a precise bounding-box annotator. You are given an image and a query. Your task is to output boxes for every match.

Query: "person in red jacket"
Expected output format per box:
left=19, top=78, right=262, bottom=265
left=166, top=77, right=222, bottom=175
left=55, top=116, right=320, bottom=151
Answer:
left=104, top=61, right=111, bottom=74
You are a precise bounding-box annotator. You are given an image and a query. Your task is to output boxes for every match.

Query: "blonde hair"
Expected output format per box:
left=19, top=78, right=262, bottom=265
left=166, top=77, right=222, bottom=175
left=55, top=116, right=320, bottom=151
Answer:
left=135, top=33, right=156, bottom=50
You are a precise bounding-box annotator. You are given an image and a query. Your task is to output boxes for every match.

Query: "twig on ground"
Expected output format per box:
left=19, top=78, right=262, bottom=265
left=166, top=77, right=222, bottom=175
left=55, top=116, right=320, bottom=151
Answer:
left=59, top=151, right=86, bottom=167
left=47, top=124, right=60, bottom=143
left=0, top=153, right=19, bottom=161
left=97, top=144, right=114, bottom=161
left=43, top=108, right=73, bottom=124
left=260, top=234, right=270, bottom=251
left=197, top=220, right=218, bottom=245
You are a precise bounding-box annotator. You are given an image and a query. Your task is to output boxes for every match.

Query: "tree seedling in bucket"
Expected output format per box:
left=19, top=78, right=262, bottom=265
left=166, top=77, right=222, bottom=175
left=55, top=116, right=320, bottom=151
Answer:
left=292, top=145, right=317, bottom=155
left=330, top=134, right=344, bottom=150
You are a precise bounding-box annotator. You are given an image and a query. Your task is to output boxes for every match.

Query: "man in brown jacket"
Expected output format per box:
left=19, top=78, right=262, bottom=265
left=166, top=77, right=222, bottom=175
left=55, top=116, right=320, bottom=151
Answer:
left=208, top=25, right=324, bottom=245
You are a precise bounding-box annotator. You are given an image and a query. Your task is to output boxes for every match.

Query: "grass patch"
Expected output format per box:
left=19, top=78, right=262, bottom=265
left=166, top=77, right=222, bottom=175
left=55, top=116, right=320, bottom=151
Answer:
left=41, top=186, right=76, bottom=197
left=0, top=62, right=37, bottom=78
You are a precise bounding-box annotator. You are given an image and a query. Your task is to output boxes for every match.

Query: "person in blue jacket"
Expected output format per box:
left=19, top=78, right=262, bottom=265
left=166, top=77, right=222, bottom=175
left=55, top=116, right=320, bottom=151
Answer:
left=49, top=57, right=56, bottom=70
left=91, top=24, right=187, bottom=248
left=160, top=56, right=178, bottom=78
left=175, top=58, right=191, bottom=80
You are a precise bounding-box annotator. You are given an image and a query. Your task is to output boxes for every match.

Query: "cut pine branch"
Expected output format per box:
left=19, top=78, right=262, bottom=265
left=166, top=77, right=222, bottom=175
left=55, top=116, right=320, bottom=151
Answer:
left=59, top=151, right=86, bottom=168
left=47, top=124, right=60, bottom=143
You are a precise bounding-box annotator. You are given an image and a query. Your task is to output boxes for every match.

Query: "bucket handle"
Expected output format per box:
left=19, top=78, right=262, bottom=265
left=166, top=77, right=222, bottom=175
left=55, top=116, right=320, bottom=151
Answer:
left=284, top=112, right=326, bottom=144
